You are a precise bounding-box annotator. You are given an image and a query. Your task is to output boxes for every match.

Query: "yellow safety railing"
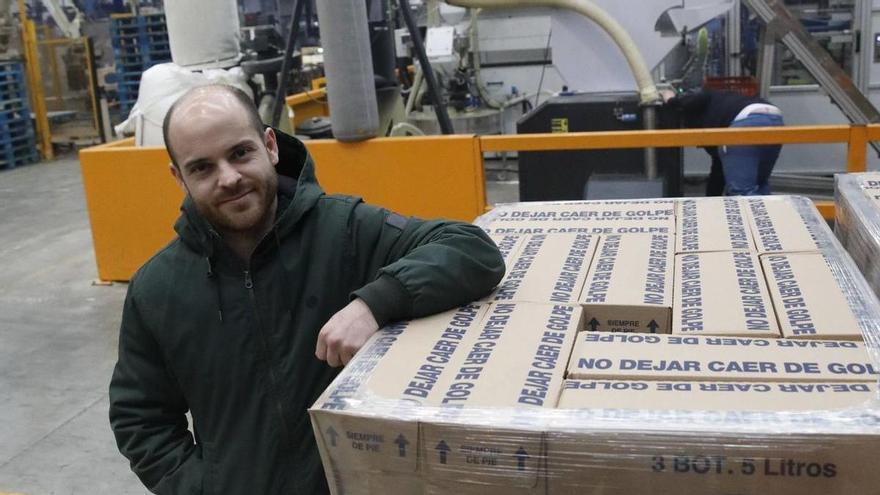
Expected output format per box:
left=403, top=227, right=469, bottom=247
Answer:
left=80, top=124, right=875, bottom=281
left=479, top=124, right=880, bottom=219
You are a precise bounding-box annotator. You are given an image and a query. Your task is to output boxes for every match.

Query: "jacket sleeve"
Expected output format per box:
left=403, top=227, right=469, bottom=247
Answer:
left=348, top=203, right=505, bottom=326
left=109, top=282, right=204, bottom=495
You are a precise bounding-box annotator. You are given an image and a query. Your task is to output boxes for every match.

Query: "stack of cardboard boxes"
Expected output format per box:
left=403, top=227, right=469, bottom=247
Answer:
left=311, top=196, right=880, bottom=495
left=835, top=172, right=880, bottom=296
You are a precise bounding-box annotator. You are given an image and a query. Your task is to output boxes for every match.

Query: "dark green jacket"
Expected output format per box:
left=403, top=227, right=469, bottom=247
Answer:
left=109, top=131, right=504, bottom=494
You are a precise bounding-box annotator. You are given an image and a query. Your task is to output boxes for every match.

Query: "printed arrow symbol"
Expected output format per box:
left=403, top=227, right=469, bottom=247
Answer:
left=436, top=440, right=451, bottom=464
left=647, top=320, right=659, bottom=333
left=515, top=447, right=529, bottom=471
left=326, top=426, right=339, bottom=447
left=394, top=434, right=410, bottom=457
left=588, top=318, right=600, bottom=331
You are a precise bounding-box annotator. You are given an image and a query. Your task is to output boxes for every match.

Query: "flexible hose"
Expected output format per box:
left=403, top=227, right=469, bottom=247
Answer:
left=405, top=68, right=424, bottom=115
left=468, top=9, right=505, bottom=109
left=390, top=121, right=427, bottom=136
left=446, top=0, right=660, bottom=105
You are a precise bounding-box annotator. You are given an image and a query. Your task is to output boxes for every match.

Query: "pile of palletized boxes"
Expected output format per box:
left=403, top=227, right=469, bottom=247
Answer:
left=835, top=172, right=880, bottom=297
left=310, top=196, right=880, bottom=495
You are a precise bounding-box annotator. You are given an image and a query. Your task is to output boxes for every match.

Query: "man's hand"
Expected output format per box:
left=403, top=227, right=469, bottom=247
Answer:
left=315, top=298, right=380, bottom=367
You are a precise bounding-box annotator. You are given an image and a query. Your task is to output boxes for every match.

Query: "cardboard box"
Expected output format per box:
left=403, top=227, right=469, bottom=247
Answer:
left=857, top=174, right=880, bottom=190
left=744, top=197, right=828, bottom=254
left=579, top=233, right=673, bottom=333
left=420, top=302, right=582, bottom=488
left=310, top=304, right=490, bottom=485
left=484, top=233, right=598, bottom=305
left=566, top=333, right=879, bottom=382
left=546, top=413, right=880, bottom=495
left=673, top=251, right=780, bottom=337
left=558, top=379, right=877, bottom=411
left=676, top=197, right=755, bottom=253
left=858, top=174, right=880, bottom=204
left=426, top=479, right=543, bottom=495
left=311, top=302, right=583, bottom=491
left=483, top=233, right=526, bottom=302
left=488, top=233, right=525, bottom=269
left=762, top=253, right=864, bottom=340
left=484, top=200, right=676, bottom=236
left=320, top=469, right=425, bottom=495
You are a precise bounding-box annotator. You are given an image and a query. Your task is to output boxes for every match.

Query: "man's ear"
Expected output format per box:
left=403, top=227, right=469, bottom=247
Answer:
left=169, top=162, right=187, bottom=192
left=264, top=127, right=279, bottom=166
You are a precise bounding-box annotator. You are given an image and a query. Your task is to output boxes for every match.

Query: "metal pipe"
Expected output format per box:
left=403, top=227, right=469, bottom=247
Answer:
left=642, top=104, right=658, bottom=180
left=398, top=0, right=455, bottom=134
left=271, top=0, right=306, bottom=128
left=468, top=8, right=503, bottom=109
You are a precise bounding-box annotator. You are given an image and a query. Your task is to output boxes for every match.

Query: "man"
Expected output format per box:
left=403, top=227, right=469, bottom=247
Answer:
left=662, top=88, right=784, bottom=196
left=109, top=84, right=505, bottom=494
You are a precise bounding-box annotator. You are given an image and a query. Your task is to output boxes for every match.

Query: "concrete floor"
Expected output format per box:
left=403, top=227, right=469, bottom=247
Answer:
left=0, top=155, right=145, bottom=493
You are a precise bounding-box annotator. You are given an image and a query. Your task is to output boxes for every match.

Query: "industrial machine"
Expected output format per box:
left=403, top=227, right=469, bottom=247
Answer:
left=517, top=91, right=683, bottom=201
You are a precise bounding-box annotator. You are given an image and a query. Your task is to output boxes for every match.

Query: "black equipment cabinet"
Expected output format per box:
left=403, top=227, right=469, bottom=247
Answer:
left=516, top=92, right=683, bottom=201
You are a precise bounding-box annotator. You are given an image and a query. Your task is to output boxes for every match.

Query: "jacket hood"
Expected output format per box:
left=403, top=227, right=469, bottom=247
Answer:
left=173, top=129, right=324, bottom=257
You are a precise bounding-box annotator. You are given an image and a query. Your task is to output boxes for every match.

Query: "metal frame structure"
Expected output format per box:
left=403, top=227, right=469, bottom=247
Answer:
left=745, top=0, right=880, bottom=156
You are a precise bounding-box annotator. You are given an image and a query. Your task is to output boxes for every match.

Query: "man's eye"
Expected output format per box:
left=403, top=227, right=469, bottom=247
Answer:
left=232, top=147, right=250, bottom=159
left=190, top=163, right=208, bottom=174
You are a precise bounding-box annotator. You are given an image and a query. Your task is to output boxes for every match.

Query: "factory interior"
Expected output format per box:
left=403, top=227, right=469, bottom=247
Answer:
left=4, top=1, right=880, bottom=494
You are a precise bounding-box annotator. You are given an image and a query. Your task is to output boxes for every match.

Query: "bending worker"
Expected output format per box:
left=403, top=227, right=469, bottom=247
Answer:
left=108, top=84, right=505, bottom=494
left=663, top=88, right=784, bottom=196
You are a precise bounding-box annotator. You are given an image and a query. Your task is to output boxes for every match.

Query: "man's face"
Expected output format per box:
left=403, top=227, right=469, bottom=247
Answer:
left=168, top=94, right=279, bottom=238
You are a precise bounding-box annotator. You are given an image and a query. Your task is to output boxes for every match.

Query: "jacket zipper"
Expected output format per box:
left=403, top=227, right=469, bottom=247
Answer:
left=243, top=268, right=293, bottom=449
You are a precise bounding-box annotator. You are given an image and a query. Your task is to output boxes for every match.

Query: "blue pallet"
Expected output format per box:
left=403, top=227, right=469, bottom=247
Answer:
left=0, top=142, right=38, bottom=170
left=0, top=70, right=24, bottom=85
left=118, top=94, right=139, bottom=106
left=0, top=68, right=25, bottom=81
left=111, top=32, right=141, bottom=41
left=0, top=131, right=34, bottom=150
left=0, top=77, right=27, bottom=93
left=114, top=51, right=147, bottom=63
left=0, top=88, right=27, bottom=103
left=0, top=106, right=30, bottom=121
left=115, top=61, right=147, bottom=72
left=0, top=83, right=26, bottom=96
left=147, top=52, right=171, bottom=62
left=111, top=13, right=166, bottom=26
left=0, top=62, right=25, bottom=74
left=0, top=118, right=32, bottom=133
left=116, top=71, right=142, bottom=83
left=112, top=39, right=145, bottom=50
left=0, top=152, right=39, bottom=170
left=0, top=98, right=27, bottom=113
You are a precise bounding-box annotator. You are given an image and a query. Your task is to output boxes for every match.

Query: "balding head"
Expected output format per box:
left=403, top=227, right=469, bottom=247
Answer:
left=163, top=84, right=265, bottom=168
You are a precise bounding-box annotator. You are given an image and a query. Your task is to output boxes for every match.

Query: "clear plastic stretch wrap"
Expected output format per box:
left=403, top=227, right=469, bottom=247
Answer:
left=835, top=173, right=880, bottom=298
left=311, top=196, right=880, bottom=495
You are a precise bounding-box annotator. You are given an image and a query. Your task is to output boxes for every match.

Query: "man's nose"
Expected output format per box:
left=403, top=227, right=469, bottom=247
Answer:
left=217, top=160, right=242, bottom=188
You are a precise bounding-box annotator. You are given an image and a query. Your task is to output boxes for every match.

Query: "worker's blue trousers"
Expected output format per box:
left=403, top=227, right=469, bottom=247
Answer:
left=720, top=113, right=784, bottom=196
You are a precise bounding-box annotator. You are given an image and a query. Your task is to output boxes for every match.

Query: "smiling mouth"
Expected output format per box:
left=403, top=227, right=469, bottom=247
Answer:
left=219, top=189, right=254, bottom=205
